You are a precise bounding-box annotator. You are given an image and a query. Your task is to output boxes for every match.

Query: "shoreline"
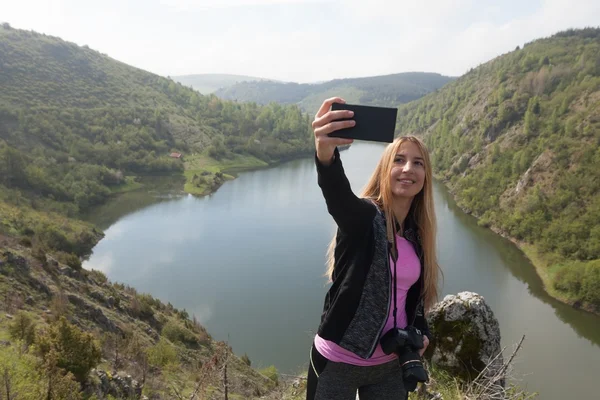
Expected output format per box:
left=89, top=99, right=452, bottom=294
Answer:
left=100, top=151, right=598, bottom=318
left=437, top=176, right=599, bottom=317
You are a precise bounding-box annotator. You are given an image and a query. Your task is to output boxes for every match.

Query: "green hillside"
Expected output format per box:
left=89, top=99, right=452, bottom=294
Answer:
left=0, top=24, right=313, bottom=233
left=172, top=73, right=275, bottom=94
left=215, top=72, right=455, bottom=114
left=0, top=23, right=314, bottom=399
left=396, top=28, right=600, bottom=313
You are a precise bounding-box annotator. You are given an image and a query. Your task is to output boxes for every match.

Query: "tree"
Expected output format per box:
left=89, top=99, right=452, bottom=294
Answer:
left=8, top=311, right=36, bottom=349
left=36, top=317, right=101, bottom=384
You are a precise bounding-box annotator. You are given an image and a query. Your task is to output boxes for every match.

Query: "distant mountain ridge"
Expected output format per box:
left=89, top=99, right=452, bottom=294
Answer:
left=212, top=72, right=455, bottom=114
left=173, top=73, right=276, bottom=94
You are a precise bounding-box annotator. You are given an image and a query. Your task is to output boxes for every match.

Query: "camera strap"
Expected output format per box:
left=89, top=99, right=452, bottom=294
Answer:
left=391, top=237, right=399, bottom=330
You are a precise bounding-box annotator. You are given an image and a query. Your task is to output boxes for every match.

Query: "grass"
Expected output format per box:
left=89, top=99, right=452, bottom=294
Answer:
left=183, top=152, right=268, bottom=196
left=108, top=176, right=144, bottom=194
left=520, top=244, right=580, bottom=306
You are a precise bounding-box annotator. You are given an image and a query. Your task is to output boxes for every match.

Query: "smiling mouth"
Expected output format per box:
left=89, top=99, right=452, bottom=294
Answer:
left=397, top=179, right=415, bottom=184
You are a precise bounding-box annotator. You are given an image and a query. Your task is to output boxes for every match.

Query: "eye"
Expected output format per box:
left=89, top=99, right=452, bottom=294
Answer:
left=415, top=161, right=424, bottom=166
left=394, top=156, right=405, bottom=164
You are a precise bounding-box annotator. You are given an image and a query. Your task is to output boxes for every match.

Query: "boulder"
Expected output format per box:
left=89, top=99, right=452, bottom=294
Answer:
left=89, top=290, right=107, bottom=304
left=67, top=294, right=118, bottom=332
left=426, top=292, right=503, bottom=384
left=92, top=370, right=142, bottom=399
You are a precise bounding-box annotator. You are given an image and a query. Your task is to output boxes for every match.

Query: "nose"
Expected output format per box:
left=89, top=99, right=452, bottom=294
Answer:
left=402, top=162, right=413, bottom=172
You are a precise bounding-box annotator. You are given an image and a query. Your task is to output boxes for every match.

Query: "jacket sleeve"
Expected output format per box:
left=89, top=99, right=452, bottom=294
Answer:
left=316, top=147, right=376, bottom=234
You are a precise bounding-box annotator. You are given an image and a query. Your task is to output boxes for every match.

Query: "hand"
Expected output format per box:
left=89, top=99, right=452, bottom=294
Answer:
left=312, top=97, right=356, bottom=166
left=418, top=335, right=430, bottom=357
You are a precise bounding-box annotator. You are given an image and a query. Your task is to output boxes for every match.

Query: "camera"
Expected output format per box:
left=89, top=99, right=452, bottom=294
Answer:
left=380, top=325, right=429, bottom=392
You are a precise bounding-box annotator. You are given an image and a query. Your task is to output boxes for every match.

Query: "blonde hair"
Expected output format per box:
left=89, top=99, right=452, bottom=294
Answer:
left=325, top=136, right=441, bottom=311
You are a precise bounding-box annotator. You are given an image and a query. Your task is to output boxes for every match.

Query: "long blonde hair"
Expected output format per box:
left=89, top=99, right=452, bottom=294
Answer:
left=325, top=136, right=441, bottom=311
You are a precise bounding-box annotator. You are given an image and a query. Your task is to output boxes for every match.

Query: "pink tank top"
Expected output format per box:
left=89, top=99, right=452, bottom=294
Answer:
left=314, top=235, right=421, bottom=366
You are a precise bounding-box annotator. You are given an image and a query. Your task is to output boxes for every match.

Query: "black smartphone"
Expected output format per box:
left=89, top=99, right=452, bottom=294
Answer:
left=329, top=103, right=398, bottom=143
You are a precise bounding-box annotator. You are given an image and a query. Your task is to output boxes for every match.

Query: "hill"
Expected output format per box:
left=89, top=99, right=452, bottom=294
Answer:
left=0, top=23, right=313, bottom=227
left=215, top=72, right=455, bottom=114
left=172, top=73, right=275, bottom=94
left=0, top=23, right=314, bottom=399
left=395, top=28, right=600, bottom=313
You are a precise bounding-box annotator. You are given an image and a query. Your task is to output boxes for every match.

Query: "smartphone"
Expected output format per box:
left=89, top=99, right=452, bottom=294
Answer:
left=329, top=103, right=398, bottom=143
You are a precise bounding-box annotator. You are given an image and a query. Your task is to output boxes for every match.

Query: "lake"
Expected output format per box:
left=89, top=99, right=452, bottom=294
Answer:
left=83, top=142, right=600, bottom=400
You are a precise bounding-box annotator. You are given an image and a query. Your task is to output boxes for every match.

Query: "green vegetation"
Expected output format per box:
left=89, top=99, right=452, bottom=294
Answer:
left=396, top=28, right=600, bottom=312
left=0, top=24, right=313, bottom=256
left=215, top=72, right=454, bottom=115
left=0, top=235, right=278, bottom=398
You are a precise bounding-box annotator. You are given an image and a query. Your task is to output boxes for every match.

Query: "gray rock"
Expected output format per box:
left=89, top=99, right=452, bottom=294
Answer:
left=67, top=294, right=118, bottom=332
left=427, top=292, right=504, bottom=385
left=67, top=294, right=85, bottom=308
left=89, top=290, right=107, bottom=304
left=145, top=326, right=159, bottom=341
left=107, top=296, right=115, bottom=308
left=25, top=296, right=35, bottom=305
left=29, top=278, right=51, bottom=297
left=59, top=266, right=79, bottom=278
left=0, top=340, right=11, bottom=347
left=87, top=305, right=117, bottom=332
left=5, top=314, right=13, bottom=319
left=93, top=370, right=142, bottom=399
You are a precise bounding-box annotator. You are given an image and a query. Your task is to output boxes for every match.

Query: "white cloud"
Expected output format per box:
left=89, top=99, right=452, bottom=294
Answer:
left=191, top=304, right=214, bottom=323
left=1, top=0, right=599, bottom=82
left=160, top=0, right=324, bottom=11
left=441, top=0, right=600, bottom=75
left=83, top=251, right=115, bottom=274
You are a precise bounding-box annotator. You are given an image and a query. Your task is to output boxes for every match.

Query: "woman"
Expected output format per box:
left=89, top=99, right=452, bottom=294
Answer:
left=307, top=97, right=441, bottom=400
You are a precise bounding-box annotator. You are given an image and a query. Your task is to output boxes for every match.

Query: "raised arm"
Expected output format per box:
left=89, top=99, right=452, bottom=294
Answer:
left=313, top=98, right=376, bottom=233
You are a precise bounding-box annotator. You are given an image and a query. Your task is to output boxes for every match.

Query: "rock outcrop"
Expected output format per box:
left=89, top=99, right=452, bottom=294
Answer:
left=426, top=292, right=504, bottom=385
left=87, top=370, right=143, bottom=399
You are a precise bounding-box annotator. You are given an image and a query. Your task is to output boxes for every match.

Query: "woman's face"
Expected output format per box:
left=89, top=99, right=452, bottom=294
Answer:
left=389, top=141, right=426, bottom=199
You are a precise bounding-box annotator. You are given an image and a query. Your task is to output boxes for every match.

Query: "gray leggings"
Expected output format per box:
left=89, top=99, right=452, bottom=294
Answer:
left=306, top=344, right=407, bottom=400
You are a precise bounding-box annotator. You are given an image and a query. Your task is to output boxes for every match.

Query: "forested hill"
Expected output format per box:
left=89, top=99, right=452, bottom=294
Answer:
left=0, top=24, right=313, bottom=221
left=214, top=72, right=454, bottom=114
left=396, top=28, right=600, bottom=312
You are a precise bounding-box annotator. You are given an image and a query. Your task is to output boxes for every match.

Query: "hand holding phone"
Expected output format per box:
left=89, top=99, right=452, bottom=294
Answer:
left=312, top=97, right=357, bottom=165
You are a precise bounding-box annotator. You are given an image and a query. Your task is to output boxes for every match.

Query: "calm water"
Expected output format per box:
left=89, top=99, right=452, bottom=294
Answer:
left=83, top=143, right=599, bottom=400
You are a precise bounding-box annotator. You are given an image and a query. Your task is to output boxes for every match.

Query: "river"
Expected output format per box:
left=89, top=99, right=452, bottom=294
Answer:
left=83, top=142, right=599, bottom=400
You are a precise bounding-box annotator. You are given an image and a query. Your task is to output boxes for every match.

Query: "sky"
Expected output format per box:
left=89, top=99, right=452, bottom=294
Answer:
left=1, top=0, right=599, bottom=83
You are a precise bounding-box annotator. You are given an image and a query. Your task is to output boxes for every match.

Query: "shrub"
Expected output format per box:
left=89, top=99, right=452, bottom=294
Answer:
left=146, top=337, right=177, bottom=367
left=260, top=365, right=279, bottom=384
left=57, top=251, right=82, bottom=270
left=553, top=263, right=585, bottom=294
left=581, top=261, right=600, bottom=307
left=36, top=317, right=102, bottom=383
left=8, top=311, right=36, bottom=348
left=161, top=320, right=200, bottom=349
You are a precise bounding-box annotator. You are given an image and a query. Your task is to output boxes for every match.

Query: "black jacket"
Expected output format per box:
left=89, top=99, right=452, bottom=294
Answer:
left=315, top=147, right=431, bottom=359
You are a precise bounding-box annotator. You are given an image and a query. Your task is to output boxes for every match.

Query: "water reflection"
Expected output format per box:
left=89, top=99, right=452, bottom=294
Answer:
left=83, top=143, right=599, bottom=399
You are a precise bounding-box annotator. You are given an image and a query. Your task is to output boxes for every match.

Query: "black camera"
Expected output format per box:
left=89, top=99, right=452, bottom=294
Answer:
left=380, top=325, right=429, bottom=392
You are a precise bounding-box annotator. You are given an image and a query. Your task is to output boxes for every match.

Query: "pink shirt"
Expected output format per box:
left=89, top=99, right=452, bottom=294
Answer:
left=314, top=236, right=421, bottom=366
